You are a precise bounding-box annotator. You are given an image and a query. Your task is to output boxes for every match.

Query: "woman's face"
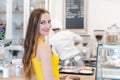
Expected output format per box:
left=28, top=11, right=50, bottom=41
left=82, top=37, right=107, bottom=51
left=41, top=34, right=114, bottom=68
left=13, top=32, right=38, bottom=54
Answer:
left=39, top=13, right=51, bottom=36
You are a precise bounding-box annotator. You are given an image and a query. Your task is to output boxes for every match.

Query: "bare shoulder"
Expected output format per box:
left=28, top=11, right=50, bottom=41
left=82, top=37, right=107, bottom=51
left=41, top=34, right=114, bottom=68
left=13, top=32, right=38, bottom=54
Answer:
left=37, top=42, right=51, bottom=53
left=38, top=42, right=51, bottom=49
left=36, top=42, right=52, bottom=60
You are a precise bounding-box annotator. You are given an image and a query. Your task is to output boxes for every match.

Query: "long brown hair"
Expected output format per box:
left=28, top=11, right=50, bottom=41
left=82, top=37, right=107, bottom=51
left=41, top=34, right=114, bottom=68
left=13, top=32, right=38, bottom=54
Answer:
left=22, top=8, right=49, bottom=80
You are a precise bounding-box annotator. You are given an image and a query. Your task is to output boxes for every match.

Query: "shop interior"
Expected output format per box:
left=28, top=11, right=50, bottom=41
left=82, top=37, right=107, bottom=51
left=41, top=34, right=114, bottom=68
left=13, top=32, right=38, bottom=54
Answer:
left=0, top=0, right=120, bottom=80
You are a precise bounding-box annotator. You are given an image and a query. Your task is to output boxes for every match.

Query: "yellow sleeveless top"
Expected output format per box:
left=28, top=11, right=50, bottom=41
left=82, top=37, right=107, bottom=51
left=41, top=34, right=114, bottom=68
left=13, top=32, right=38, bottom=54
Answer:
left=31, top=38, right=59, bottom=80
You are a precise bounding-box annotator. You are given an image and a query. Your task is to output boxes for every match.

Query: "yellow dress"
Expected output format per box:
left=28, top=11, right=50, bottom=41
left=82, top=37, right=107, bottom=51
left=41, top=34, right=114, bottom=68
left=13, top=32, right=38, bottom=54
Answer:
left=31, top=38, right=59, bottom=80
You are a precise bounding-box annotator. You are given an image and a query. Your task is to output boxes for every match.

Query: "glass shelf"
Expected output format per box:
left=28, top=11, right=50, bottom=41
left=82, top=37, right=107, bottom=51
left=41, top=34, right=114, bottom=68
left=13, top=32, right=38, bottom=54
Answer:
left=0, top=11, right=6, bottom=14
left=12, top=10, right=23, bottom=13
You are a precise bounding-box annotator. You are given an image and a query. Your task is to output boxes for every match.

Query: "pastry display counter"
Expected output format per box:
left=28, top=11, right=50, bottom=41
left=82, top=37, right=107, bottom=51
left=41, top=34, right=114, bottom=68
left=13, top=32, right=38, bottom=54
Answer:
left=96, top=43, right=120, bottom=80
left=59, top=66, right=95, bottom=75
left=60, top=73, right=95, bottom=80
left=59, top=66, right=95, bottom=80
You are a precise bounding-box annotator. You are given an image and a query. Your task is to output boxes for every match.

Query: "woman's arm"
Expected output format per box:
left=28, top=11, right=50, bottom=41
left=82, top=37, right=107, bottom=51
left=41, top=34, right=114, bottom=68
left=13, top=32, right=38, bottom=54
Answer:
left=36, top=42, right=54, bottom=80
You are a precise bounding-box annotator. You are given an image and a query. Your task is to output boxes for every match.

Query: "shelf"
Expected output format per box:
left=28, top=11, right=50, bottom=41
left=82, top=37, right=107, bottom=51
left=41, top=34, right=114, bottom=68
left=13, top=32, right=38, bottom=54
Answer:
left=0, top=11, right=6, bottom=14
left=12, top=10, right=23, bottom=14
left=0, top=11, right=23, bottom=14
left=102, top=64, right=120, bottom=69
left=102, top=68, right=120, bottom=79
left=5, top=45, right=23, bottom=51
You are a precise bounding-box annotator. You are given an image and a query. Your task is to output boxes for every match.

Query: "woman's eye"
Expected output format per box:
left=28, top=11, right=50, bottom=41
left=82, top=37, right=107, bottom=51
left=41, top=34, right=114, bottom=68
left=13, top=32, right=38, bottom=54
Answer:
left=40, top=21, right=46, bottom=24
left=40, top=20, right=51, bottom=25
left=48, top=20, right=51, bottom=24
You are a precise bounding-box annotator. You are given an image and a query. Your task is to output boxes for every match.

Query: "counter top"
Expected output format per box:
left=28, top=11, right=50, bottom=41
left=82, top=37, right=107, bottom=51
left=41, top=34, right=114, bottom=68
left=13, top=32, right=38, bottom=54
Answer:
left=0, top=75, right=25, bottom=80
left=0, top=72, right=95, bottom=80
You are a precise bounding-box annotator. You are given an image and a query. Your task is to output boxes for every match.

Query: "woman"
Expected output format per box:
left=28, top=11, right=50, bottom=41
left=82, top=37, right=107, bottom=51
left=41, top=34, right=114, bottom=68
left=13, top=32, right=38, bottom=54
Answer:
left=22, top=8, right=59, bottom=80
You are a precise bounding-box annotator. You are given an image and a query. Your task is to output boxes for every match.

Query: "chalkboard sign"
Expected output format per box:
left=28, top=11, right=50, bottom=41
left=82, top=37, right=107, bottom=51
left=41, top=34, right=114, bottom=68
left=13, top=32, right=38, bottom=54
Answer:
left=0, top=24, right=6, bottom=40
left=65, top=0, right=87, bottom=32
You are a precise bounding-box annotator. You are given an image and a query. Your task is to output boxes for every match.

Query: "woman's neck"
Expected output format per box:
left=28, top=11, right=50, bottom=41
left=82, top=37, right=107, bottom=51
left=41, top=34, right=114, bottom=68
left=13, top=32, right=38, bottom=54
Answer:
left=39, top=36, right=45, bottom=42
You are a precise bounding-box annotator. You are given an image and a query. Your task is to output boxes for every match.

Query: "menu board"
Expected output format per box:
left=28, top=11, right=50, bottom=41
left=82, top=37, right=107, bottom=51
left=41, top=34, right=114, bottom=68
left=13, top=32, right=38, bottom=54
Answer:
left=0, top=24, right=6, bottom=40
left=66, top=0, right=84, bottom=29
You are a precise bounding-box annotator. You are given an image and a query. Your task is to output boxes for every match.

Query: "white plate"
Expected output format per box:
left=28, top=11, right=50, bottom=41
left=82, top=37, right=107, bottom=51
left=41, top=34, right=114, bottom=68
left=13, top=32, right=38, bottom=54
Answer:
left=79, top=70, right=93, bottom=74
left=61, top=69, right=75, bottom=72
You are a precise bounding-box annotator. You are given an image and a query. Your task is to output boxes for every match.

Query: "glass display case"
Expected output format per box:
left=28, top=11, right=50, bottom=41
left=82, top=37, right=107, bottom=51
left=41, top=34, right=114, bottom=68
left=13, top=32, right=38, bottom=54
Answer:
left=0, top=0, right=49, bottom=59
left=0, top=0, right=49, bottom=71
left=96, top=43, right=120, bottom=80
left=0, top=0, right=48, bottom=45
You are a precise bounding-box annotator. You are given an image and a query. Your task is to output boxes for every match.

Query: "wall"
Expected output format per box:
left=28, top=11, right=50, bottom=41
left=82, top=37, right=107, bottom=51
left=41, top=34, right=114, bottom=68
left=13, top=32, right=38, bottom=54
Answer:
left=49, top=0, right=120, bottom=34
left=49, top=0, right=120, bottom=56
left=88, top=0, right=120, bottom=35
left=49, top=0, right=63, bottom=24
